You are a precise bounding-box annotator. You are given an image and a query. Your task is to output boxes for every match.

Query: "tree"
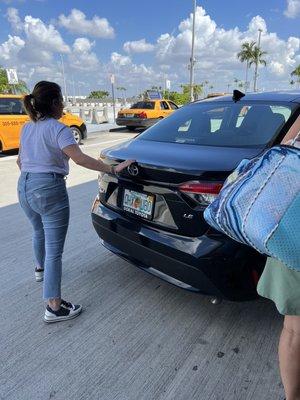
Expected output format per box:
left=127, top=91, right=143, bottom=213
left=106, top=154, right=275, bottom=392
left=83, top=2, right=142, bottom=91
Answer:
left=291, top=65, right=300, bottom=87
left=249, top=45, right=267, bottom=91
left=0, top=66, right=29, bottom=94
left=237, top=41, right=256, bottom=92
left=233, top=78, right=245, bottom=90
left=88, top=90, right=109, bottom=99
left=167, top=91, right=190, bottom=105
left=116, top=86, right=127, bottom=102
left=180, top=83, right=203, bottom=100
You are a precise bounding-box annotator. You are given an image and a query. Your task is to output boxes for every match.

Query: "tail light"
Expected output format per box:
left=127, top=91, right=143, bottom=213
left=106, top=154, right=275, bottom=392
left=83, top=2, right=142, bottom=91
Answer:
left=135, top=111, right=147, bottom=119
left=117, top=112, right=123, bottom=117
left=179, top=181, right=223, bottom=206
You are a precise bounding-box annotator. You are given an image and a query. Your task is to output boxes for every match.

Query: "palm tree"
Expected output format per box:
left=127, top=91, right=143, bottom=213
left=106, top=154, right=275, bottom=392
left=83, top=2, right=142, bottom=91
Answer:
left=250, top=45, right=267, bottom=91
left=291, top=65, right=300, bottom=87
left=116, top=86, right=127, bottom=103
left=237, top=41, right=256, bottom=92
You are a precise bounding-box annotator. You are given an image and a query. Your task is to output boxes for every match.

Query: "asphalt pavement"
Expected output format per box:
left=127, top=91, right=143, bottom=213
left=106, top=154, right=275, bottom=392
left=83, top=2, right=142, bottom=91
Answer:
left=0, top=127, right=284, bottom=400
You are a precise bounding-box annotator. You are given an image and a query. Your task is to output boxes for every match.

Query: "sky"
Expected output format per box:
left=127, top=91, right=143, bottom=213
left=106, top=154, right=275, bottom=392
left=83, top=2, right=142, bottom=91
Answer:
left=0, top=0, right=299, bottom=96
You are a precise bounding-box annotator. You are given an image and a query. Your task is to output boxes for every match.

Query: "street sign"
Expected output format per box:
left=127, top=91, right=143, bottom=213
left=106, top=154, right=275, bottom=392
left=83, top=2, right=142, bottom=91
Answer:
left=110, top=74, right=115, bottom=84
left=6, top=69, right=18, bottom=84
left=166, top=79, right=171, bottom=90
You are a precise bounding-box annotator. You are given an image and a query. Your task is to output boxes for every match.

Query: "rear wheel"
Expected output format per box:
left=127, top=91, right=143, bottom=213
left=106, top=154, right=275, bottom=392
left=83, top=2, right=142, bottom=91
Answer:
left=71, top=126, right=82, bottom=144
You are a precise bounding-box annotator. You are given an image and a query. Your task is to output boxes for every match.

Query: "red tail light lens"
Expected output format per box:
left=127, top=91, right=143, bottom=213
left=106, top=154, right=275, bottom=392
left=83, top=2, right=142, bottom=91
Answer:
left=179, top=181, right=223, bottom=206
left=135, top=111, right=147, bottom=119
left=179, top=182, right=223, bottom=194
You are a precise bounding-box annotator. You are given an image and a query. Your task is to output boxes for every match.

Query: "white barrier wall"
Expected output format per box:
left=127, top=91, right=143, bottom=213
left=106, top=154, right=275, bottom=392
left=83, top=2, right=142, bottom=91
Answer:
left=65, top=104, right=129, bottom=124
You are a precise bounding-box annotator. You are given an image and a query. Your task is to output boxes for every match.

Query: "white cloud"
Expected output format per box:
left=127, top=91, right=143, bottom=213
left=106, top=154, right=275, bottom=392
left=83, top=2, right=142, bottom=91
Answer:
left=69, top=38, right=100, bottom=71
left=0, top=5, right=299, bottom=94
left=247, top=15, right=267, bottom=33
left=0, top=11, right=71, bottom=90
left=155, top=6, right=300, bottom=90
left=58, top=8, right=114, bottom=38
left=73, top=37, right=93, bottom=53
left=111, top=52, right=132, bottom=66
left=6, top=7, right=23, bottom=32
left=0, top=34, right=24, bottom=62
left=269, top=61, right=285, bottom=75
left=123, top=39, right=155, bottom=53
left=284, top=0, right=300, bottom=18
left=23, top=15, right=70, bottom=54
left=108, top=51, right=178, bottom=91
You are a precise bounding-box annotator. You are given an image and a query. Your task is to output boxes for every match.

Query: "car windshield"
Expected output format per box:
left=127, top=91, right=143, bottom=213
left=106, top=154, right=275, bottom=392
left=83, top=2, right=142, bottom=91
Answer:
left=130, top=101, right=155, bottom=110
left=0, top=98, right=26, bottom=115
left=137, top=101, right=294, bottom=148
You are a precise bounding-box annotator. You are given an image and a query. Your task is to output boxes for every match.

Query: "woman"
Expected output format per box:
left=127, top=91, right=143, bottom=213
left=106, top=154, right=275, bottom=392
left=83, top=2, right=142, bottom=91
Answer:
left=17, top=81, right=134, bottom=323
left=257, top=117, right=300, bottom=400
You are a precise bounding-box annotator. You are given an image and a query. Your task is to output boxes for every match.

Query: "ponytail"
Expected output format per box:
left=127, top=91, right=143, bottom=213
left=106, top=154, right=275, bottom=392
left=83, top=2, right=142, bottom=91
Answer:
left=22, top=81, right=63, bottom=122
left=23, top=94, right=39, bottom=122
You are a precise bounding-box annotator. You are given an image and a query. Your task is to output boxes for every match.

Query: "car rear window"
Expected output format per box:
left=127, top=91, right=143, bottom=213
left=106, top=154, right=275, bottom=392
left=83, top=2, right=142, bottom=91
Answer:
left=138, top=102, right=294, bottom=148
left=130, top=101, right=155, bottom=110
left=0, top=98, right=26, bottom=115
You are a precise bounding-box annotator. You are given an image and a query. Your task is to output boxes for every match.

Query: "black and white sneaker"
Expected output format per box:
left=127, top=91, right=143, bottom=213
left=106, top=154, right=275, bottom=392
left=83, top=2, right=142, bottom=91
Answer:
left=35, top=267, right=44, bottom=282
left=43, top=300, right=82, bottom=323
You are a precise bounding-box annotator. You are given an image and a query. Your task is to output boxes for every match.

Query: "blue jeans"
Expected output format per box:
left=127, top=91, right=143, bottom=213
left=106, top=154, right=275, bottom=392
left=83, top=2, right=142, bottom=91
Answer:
left=18, top=172, right=69, bottom=300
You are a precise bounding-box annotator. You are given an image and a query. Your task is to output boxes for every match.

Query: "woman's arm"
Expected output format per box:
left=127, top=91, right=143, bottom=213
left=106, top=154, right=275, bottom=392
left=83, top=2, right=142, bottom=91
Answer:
left=281, top=116, right=300, bottom=144
left=62, top=144, right=134, bottom=173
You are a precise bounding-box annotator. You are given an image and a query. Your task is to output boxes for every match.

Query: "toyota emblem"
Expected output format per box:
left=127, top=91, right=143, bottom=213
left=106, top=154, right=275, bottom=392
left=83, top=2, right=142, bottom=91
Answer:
left=127, top=164, right=139, bottom=176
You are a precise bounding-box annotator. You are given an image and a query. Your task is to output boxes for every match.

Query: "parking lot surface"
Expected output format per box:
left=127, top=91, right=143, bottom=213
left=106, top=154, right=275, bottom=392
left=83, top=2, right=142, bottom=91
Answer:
left=0, top=127, right=284, bottom=400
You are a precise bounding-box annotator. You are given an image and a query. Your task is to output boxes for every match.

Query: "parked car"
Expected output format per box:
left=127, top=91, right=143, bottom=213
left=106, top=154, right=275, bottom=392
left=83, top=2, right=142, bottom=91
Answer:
left=92, top=91, right=300, bottom=301
left=0, top=94, right=87, bottom=151
left=116, top=99, right=179, bottom=130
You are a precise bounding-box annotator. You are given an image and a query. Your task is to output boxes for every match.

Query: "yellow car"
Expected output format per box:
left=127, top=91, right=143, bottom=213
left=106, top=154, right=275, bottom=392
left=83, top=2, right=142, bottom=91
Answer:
left=0, top=95, right=87, bottom=152
left=116, top=99, right=179, bottom=130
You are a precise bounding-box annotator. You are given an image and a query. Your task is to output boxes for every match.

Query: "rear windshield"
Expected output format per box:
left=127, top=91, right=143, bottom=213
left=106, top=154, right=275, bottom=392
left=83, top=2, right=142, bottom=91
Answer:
left=130, top=101, right=155, bottom=110
left=0, top=98, right=26, bottom=115
left=138, top=102, right=294, bottom=148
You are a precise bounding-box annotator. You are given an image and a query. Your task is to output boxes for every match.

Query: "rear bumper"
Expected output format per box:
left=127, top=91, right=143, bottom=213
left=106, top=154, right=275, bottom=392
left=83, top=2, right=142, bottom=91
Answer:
left=116, top=117, right=159, bottom=128
left=91, top=197, right=264, bottom=301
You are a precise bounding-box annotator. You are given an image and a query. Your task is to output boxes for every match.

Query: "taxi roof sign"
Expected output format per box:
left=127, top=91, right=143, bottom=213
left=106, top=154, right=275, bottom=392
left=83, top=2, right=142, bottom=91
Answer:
left=145, top=90, right=163, bottom=100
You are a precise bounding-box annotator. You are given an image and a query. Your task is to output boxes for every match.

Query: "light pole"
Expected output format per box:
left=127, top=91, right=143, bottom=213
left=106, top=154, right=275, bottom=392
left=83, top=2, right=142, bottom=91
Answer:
left=110, top=74, right=116, bottom=122
left=189, top=0, right=196, bottom=102
left=71, top=74, right=76, bottom=104
left=60, top=54, right=68, bottom=102
left=253, top=28, right=262, bottom=92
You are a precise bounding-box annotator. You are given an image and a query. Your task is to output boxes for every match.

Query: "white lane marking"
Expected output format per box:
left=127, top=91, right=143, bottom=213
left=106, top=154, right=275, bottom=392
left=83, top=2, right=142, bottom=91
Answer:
left=0, top=155, right=18, bottom=161
left=0, top=137, right=132, bottom=162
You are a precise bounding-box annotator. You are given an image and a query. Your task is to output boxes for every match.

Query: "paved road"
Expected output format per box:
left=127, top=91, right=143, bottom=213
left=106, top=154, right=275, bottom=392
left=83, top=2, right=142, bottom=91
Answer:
left=0, top=129, right=284, bottom=400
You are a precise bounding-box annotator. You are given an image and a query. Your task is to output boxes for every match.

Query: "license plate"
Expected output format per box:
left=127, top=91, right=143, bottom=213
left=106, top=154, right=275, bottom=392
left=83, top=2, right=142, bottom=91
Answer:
left=123, top=189, right=155, bottom=220
left=126, top=114, right=134, bottom=118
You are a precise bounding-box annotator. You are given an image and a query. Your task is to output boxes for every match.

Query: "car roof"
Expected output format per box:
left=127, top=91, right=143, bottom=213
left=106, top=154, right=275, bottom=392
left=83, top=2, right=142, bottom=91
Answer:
left=197, top=90, right=300, bottom=104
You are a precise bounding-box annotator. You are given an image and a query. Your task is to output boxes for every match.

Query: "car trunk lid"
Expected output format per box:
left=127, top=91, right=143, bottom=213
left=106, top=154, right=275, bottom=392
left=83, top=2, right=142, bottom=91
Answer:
left=98, top=139, right=264, bottom=237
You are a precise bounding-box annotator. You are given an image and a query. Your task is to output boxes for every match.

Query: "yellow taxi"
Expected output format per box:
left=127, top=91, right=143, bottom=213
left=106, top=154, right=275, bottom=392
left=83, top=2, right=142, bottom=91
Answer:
left=116, top=99, right=179, bottom=130
left=0, top=95, right=87, bottom=151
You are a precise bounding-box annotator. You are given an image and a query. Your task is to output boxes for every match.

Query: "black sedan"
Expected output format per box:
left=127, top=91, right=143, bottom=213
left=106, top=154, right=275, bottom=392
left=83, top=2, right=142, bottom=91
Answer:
left=92, top=91, right=300, bottom=301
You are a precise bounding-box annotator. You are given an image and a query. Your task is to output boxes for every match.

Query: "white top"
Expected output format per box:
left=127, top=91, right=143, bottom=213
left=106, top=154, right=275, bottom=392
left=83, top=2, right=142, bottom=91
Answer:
left=20, top=118, right=77, bottom=175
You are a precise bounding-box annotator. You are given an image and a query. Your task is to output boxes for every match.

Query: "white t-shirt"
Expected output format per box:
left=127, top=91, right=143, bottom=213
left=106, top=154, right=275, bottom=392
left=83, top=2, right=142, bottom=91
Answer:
left=20, top=118, right=77, bottom=175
